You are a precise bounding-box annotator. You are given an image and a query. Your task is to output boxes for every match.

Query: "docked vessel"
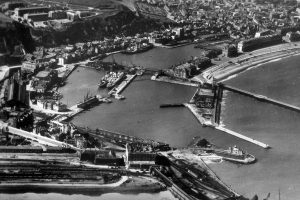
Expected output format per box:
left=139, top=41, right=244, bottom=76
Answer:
left=77, top=92, right=100, bottom=109
left=96, top=95, right=112, bottom=103
left=194, top=138, right=256, bottom=164
left=114, top=94, right=125, bottom=100
left=213, top=146, right=256, bottom=164
left=122, top=43, right=153, bottom=54
left=98, top=80, right=107, bottom=88
left=102, top=97, right=112, bottom=103
left=107, top=72, right=126, bottom=89
left=136, top=68, right=145, bottom=76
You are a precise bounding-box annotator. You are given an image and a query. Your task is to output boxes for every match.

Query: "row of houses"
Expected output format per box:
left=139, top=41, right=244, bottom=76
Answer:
left=171, top=57, right=212, bottom=79
left=237, top=33, right=283, bottom=52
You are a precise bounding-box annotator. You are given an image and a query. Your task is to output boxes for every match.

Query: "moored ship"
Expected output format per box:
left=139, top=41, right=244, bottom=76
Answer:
left=213, top=146, right=256, bottom=164
left=107, top=72, right=126, bottom=89
left=194, top=138, right=256, bottom=164
left=98, top=80, right=107, bottom=88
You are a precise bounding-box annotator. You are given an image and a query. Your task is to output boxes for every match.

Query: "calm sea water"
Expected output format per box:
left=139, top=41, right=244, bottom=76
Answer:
left=3, top=45, right=300, bottom=200
left=103, top=44, right=204, bottom=69
left=212, top=54, right=300, bottom=200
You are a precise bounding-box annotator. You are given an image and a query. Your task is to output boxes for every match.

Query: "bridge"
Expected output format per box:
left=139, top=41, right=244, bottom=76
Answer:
left=220, top=84, right=300, bottom=113
left=0, top=122, right=81, bottom=151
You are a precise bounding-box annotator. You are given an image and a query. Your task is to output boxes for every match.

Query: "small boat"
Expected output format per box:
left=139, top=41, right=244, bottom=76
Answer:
left=102, top=97, right=112, bottom=103
left=136, top=68, right=145, bottom=76
left=114, top=94, right=125, bottom=100
left=98, top=80, right=107, bottom=88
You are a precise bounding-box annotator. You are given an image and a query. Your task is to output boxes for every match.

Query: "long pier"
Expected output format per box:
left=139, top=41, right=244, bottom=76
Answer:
left=184, top=103, right=270, bottom=149
left=63, top=65, right=78, bottom=80
left=221, top=84, right=300, bottom=113
left=160, top=103, right=184, bottom=108
left=58, top=96, right=101, bottom=122
left=216, top=126, right=270, bottom=149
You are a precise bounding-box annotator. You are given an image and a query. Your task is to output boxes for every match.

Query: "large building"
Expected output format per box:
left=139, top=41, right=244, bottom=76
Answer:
left=194, top=83, right=216, bottom=109
left=24, top=13, right=49, bottom=22
left=173, top=63, right=198, bottom=79
left=238, top=34, right=282, bottom=52
left=48, top=10, right=67, bottom=20
left=1, top=66, right=27, bottom=107
left=32, top=69, right=58, bottom=93
left=15, top=7, right=50, bottom=17
left=22, top=61, right=37, bottom=73
left=125, top=144, right=157, bottom=171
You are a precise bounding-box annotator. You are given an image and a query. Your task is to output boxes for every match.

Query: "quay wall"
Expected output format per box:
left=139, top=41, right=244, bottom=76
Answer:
left=152, top=76, right=198, bottom=87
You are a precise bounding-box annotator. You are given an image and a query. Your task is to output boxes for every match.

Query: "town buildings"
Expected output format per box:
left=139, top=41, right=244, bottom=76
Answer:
left=125, top=143, right=158, bottom=171
left=237, top=34, right=282, bottom=52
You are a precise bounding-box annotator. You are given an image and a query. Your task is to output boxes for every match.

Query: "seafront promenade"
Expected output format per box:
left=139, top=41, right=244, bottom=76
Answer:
left=201, top=42, right=300, bottom=82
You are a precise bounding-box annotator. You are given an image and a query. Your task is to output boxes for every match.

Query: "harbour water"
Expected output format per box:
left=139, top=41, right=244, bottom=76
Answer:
left=103, top=44, right=204, bottom=69
left=58, top=46, right=300, bottom=200
left=59, top=67, right=219, bottom=147
left=212, top=54, right=300, bottom=200
left=8, top=45, right=300, bottom=200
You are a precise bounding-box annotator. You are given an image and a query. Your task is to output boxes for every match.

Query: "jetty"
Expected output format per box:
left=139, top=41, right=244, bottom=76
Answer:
left=216, top=126, right=270, bottom=149
left=151, top=75, right=198, bottom=87
left=160, top=103, right=184, bottom=108
left=184, top=103, right=270, bottom=149
left=108, top=74, right=137, bottom=97
left=184, top=103, right=214, bottom=127
left=63, top=65, right=78, bottom=80
left=221, top=84, right=300, bottom=113
left=52, top=95, right=100, bottom=123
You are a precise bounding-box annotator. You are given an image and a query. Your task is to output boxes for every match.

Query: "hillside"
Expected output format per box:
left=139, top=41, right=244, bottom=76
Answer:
left=31, top=9, right=173, bottom=46
left=0, top=13, right=34, bottom=53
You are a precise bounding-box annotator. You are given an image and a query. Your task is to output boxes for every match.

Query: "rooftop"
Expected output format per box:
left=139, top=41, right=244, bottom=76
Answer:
left=36, top=70, right=50, bottom=78
left=15, top=6, right=49, bottom=11
left=128, top=152, right=157, bottom=162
